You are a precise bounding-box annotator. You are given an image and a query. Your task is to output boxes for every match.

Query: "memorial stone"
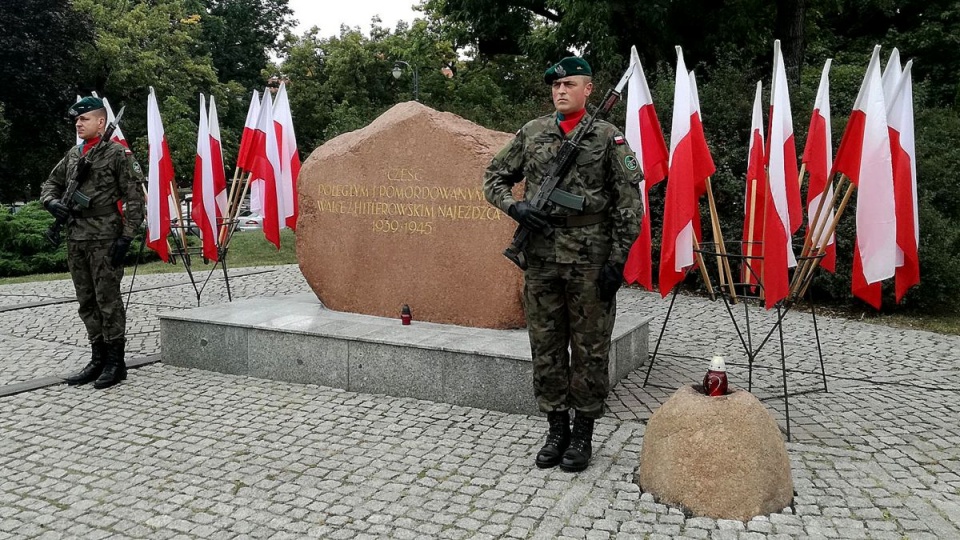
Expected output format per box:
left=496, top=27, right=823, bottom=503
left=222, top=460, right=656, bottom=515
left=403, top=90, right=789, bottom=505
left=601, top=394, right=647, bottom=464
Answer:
left=297, top=101, right=524, bottom=329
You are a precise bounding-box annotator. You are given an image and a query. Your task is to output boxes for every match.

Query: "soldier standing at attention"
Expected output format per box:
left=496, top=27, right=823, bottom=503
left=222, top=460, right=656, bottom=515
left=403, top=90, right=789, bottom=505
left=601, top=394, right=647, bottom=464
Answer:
left=483, top=57, right=642, bottom=472
left=41, top=96, right=145, bottom=389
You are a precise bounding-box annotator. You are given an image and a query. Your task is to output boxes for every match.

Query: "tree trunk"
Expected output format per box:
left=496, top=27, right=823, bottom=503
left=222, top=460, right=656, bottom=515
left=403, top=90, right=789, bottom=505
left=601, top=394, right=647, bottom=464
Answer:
left=776, top=0, right=806, bottom=85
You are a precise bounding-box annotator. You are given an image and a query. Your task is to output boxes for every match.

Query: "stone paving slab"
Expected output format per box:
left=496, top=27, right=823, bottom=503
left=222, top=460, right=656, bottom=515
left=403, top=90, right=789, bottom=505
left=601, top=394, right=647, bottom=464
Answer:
left=1, top=264, right=959, bottom=538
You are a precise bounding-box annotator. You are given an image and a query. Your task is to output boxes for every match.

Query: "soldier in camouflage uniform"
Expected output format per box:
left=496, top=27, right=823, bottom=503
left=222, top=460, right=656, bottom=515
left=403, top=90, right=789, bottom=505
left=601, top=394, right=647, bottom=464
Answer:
left=483, top=57, right=642, bottom=472
left=40, top=96, right=145, bottom=389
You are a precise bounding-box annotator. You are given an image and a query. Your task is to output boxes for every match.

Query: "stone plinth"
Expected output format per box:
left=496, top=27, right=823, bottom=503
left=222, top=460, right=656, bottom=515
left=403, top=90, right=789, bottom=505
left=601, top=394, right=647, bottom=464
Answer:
left=638, top=385, right=793, bottom=521
left=297, top=101, right=523, bottom=329
left=159, top=294, right=651, bottom=415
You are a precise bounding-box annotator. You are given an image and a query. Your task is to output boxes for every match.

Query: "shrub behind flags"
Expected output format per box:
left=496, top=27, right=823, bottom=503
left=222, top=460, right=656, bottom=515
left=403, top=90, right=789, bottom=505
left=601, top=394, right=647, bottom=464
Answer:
left=273, top=83, right=300, bottom=230
left=832, top=45, right=896, bottom=309
left=146, top=87, right=173, bottom=262
left=250, top=88, right=284, bottom=249
left=623, top=46, right=669, bottom=290
left=802, top=59, right=837, bottom=273
left=659, top=47, right=701, bottom=297
left=742, top=81, right=767, bottom=289
left=192, top=94, right=220, bottom=262
left=887, top=60, right=919, bottom=301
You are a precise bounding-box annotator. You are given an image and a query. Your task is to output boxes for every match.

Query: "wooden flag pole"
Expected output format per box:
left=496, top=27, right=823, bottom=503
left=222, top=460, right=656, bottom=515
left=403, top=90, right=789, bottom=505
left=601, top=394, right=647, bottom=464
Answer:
left=168, top=179, right=189, bottom=250
left=219, top=167, right=244, bottom=245
left=220, top=171, right=253, bottom=248
left=705, top=177, right=738, bottom=302
left=792, top=174, right=849, bottom=296
left=692, top=235, right=716, bottom=300
left=793, top=180, right=855, bottom=300
left=744, top=178, right=759, bottom=287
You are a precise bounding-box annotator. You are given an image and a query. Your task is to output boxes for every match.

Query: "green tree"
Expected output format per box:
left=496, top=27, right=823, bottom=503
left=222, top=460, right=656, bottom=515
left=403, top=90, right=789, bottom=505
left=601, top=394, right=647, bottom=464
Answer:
left=0, top=0, right=93, bottom=201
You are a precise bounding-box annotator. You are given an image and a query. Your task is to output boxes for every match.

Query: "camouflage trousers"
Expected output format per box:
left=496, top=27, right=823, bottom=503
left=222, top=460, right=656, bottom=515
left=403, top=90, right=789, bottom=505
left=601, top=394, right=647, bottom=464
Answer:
left=67, top=239, right=126, bottom=345
left=523, top=261, right=616, bottom=419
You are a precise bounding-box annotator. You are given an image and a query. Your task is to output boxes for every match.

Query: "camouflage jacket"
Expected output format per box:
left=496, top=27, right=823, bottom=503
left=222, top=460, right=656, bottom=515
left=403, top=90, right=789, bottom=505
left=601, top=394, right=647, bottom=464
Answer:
left=40, top=140, right=145, bottom=241
left=483, top=112, right=643, bottom=265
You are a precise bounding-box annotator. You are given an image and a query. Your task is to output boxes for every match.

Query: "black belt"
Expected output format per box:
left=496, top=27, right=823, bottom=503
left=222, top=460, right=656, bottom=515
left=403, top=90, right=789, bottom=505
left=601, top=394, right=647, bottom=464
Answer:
left=546, top=213, right=608, bottom=227
left=71, top=205, right=119, bottom=219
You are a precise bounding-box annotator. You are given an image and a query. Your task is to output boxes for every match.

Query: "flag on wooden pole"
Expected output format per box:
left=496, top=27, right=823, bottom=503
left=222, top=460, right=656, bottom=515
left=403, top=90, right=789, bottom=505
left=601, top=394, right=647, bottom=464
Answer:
left=742, top=81, right=767, bottom=289
left=192, top=94, right=220, bottom=262
left=250, top=88, right=284, bottom=249
left=272, top=83, right=300, bottom=230
left=887, top=60, right=919, bottom=301
left=659, top=47, right=701, bottom=296
left=145, top=87, right=173, bottom=262
left=801, top=59, right=837, bottom=272
left=623, top=46, right=669, bottom=290
left=833, top=45, right=896, bottom=309
left=762, top=40, right=800, bottom=308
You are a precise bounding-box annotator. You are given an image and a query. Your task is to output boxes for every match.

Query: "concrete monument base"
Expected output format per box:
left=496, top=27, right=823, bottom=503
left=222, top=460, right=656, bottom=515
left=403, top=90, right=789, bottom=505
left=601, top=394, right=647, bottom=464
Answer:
left=159, top=294, right=650, bottom=415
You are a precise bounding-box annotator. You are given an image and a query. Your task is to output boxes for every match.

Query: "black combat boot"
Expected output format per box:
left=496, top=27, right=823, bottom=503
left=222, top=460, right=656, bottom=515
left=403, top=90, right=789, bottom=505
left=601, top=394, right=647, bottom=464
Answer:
left=64, top=339, right=107, bottom=386
left=559, top=414, right=594, bottom=472
left=535, top=411, right=570, bottom=469
left=93, top=340, right=127, bottom=389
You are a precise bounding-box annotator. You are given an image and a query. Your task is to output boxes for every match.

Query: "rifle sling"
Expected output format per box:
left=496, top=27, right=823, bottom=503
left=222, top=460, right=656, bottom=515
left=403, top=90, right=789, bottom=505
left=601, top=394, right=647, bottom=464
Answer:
left=71, top=204, right=119, bottom=219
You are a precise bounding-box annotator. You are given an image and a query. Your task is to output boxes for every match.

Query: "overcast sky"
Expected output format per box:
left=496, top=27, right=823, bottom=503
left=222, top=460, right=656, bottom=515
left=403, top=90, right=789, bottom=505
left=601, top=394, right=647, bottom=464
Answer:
left=288, top=0, right=421, bottom=38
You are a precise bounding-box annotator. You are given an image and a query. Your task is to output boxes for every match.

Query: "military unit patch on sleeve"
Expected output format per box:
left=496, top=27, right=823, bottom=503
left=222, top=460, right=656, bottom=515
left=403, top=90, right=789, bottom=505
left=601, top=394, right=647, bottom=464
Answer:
left=613, top=135, right=626, bottom=145
left=623, top=155, right=639, bottom=171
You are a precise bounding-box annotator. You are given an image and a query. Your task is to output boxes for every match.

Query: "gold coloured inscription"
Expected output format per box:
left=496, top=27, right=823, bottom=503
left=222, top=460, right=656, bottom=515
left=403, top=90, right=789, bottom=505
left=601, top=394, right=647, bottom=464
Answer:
left=316, top=169, right=502, bottom=235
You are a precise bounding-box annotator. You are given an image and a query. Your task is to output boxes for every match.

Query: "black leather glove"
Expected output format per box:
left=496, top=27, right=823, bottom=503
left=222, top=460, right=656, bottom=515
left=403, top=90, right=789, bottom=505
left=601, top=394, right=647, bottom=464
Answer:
left=108, top=236, right=133, bottom=267
left=44, top=199, right=70, bottom=221
left=507, top=201, right=548, bottom=232
left=597, top=261, right=625, bottom=302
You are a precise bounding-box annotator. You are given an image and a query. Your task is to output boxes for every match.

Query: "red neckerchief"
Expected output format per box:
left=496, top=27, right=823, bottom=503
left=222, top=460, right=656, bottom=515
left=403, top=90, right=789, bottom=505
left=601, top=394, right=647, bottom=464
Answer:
left=82, top=137, right=102, bottom=155
left=558, top=108, right=586, bottom=135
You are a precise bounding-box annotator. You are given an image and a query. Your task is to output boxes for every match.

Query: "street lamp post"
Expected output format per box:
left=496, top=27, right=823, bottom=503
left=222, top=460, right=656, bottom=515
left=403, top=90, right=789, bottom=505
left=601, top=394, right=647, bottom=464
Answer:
left=391, top=61, right=419, bottom=102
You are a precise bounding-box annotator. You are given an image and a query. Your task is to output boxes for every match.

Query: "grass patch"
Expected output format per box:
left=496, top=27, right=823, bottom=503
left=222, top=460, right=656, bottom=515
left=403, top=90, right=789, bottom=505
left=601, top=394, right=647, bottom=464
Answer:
left=0, top=229, right=297, bottom=286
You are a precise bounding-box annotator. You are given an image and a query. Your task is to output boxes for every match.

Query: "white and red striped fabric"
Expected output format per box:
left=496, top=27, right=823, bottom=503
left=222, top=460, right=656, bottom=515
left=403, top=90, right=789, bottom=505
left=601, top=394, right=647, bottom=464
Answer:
left=687, top=71, right=716, bottom=200
left=887, top=60, right=919, bottom=301
left=832, top=45, right=896, bottom=309
left=98, top=95, right=129, bottom=150
left=238, top=91, right=265, bottom=216
left=145, top=87, right=173, bottom=262
left=762, top=40, right=801, bottom=309
left=623, top=45, right=669, bottom=290
left=659, top=47, right=701, bottom=297
left=207, top=95, right=229, bottom=219
left=742, top=81, right=767, bottom=289
left=272, top=83, right=300, bottom=230
left=801, top=59, right=837, bottom=273
left=249, top=88, right=284, bottom=249
left=192, top=94, right=220, bottom=262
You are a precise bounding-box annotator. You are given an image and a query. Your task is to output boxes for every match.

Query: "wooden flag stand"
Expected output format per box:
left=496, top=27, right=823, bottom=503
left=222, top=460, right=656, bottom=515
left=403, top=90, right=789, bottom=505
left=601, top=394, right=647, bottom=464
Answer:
left=641, top=239, right=829, bottom=441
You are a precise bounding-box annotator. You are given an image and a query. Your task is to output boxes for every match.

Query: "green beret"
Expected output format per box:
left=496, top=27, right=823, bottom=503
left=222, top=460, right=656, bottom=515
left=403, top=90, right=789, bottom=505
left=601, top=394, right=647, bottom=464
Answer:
left=68, top=96, right=105, bottom=118
left=544, top=57, right=592, bottom=84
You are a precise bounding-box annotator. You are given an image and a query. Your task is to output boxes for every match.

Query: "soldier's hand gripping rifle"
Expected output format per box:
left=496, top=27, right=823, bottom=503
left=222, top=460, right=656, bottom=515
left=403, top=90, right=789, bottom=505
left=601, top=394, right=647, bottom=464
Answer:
left=503, top=66, right=635, bottom=270
left=45, top=106, right=125, bottom=247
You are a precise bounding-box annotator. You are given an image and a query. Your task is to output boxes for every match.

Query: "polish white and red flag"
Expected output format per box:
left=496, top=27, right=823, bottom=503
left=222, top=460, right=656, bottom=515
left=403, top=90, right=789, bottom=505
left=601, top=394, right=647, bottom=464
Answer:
left=623, top=45, right=669, bottom=291
left=207, top=95, right=229, bottom=219
left=659, top=46, right=702, bottom=296
left=237, top=91, right=265, bottom=217
left=145, top=87, right=173, bottom=262
left=97, top=95, right=130, bottom=149
left=887, top=59, right=919, bottom=301
left=249, top=88, right=284, bottom=249
left=762, top=40, right=801, bottom=309
left=742, top=81, right=767, bottom=289
left=801, top=59, right=837, bottom=273
left=192, top=94, right=220, bottom=262
left=687, top=71, right=716, bottom=201
left=272, top=83, right=300, bottom=230
left=832, top=45, right=896, bottom=309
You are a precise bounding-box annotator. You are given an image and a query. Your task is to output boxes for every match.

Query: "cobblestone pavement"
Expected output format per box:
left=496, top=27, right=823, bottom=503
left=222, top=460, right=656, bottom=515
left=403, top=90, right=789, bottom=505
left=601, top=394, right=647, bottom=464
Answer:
left=1, top=264, right=958, bottom=539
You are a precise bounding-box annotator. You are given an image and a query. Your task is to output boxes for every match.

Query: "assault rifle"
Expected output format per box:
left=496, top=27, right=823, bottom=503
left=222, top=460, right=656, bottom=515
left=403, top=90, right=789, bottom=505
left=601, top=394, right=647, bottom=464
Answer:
left=503, top=66, right=634, bottom=270
left=45, top=106, right=125, bottom=247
